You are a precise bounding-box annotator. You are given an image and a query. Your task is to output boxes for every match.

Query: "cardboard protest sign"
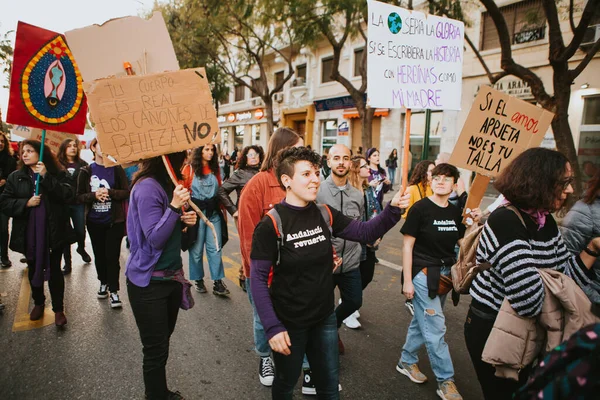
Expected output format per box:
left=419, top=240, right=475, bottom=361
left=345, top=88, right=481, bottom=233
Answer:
left=367, top=1, right=464, bottom=110
left=11, top=126, right=72, bottom=154
left=65, top=12, right=179, bottom=82
left=7, top=22, right=87, bottom=134
left=85, top=68, right=219, bottom=165
left=449, top=86, right=554, bottom=177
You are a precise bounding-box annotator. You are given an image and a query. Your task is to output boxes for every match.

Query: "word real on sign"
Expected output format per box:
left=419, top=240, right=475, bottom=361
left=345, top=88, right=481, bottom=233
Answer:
left=367, top=1, right=464, bottom=110
left=449, top=86, right=554, bottom=176
left=85, top=68, right=219, bottom=166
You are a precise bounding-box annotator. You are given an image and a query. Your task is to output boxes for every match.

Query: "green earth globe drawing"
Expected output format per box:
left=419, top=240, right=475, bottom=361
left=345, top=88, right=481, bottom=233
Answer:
left=388, top=12, right=402, bottom=34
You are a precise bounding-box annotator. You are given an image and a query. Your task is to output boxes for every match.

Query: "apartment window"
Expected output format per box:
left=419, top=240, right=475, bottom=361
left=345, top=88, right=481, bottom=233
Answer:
left=274, top=71, right=284, bottom=91
left=321, top=56, right=334, bottom=83
left=296, top=64, right=307, bottom=80
left=251, top=78, right=259, bottom=98
left=220, top=91, right=230, bottom=105
left=234, top=84, right=245, bottom=102
left=353, top=48, right=364, bottom=77
left=481, top=0, right=546, bottom=51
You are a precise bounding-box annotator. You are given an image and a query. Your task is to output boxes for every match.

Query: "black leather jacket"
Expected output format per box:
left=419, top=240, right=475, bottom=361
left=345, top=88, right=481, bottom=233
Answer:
left=217, top=167, right=259, bottom=216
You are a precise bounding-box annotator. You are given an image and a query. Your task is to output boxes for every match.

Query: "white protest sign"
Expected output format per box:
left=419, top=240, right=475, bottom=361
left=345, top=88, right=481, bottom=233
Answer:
left=367, top=1, right=464, bottom=110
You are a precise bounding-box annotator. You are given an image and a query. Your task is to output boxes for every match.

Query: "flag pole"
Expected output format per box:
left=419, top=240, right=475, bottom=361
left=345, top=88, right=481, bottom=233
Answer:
left=401, top=109, right=412, bottom=191
left=35, top=129, right=46, bottom=195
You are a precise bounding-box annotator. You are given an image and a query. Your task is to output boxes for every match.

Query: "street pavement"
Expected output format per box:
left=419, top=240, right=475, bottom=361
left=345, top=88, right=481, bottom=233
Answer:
left=0, top=189, right=494, bottom=399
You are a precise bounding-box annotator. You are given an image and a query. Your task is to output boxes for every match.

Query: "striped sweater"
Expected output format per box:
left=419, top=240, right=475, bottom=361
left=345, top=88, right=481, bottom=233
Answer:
left=470, top=207, right=592, bottom=317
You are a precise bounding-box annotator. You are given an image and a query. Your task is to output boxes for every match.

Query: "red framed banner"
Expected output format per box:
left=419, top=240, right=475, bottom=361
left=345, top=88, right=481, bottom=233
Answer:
left=6, top=21, right=87, bottom=134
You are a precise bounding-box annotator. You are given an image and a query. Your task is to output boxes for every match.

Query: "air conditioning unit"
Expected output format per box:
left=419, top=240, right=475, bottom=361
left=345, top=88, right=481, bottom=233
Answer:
left=273, top=92, right=284, bottom=103
left=580, top=24, right=600, bottom=49
left=252, top=98, right=264, bottom=106
left=292, top=77, right=305, bottom=87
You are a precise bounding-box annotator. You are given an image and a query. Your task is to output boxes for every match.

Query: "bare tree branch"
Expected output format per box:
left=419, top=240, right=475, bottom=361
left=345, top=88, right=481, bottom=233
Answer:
left=541, top=0, right=565, bottom=60
left=569, top=39, right=600, bottom=80
left=464, top=33, right=508, bottom=84
left=569, top=0, right=577, bottom=33
left=562, top=0, right=600, bottom=61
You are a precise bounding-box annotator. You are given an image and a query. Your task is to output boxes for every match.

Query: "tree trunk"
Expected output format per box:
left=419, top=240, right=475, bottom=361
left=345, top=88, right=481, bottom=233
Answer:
left=264, top=97, right=275, bottom=139
left=360, top=107, right=376, bottom=150
left=551, top=74, right=583, bottom=194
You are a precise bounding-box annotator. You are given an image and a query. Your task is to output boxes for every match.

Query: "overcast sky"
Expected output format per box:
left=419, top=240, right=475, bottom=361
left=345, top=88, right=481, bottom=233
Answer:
left=0, top=0, right=159, bottom=120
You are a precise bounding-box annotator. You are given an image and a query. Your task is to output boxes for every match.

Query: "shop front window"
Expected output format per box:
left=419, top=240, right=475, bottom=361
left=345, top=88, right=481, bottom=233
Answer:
left=579, top=95, right=600, bottom=183
left=321, top=119, right=338, bottom=154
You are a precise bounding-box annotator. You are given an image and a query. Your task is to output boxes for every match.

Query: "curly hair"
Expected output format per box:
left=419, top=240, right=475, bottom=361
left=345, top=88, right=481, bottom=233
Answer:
left=494, top=147, right=570, bottom=211
left=408, top=160, right=434, bottom=188
left=191, top=144, right=220, bottom=178
left=19, top=140, right=64, bottom=174
left=236, top=145, right=264, bottom=170
left=57, top=138, right=82, bottom=167
left=275, top=146, right=321, bottom=190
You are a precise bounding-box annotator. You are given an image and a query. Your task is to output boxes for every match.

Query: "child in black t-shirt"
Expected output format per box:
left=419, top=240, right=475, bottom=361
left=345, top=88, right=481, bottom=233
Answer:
left=396, top=163, right=481, bottom=400
left=250, top=147, right=410, bottom=399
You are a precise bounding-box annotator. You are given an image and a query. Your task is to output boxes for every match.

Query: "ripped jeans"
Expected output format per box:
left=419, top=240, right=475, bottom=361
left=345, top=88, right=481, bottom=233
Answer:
left=400, top=267, right=454, bottom=382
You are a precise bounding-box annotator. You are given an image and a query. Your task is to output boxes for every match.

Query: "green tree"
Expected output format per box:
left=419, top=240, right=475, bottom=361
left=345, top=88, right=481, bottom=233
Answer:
left=0, top=27, right=14, bottom=89
left=284, top=0, right=408, bottom=149
left=158, top=0, right=303, bottom=136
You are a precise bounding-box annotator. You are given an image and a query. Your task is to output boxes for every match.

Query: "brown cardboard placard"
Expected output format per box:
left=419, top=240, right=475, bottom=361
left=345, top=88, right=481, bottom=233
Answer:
left=85, top=68, right=219, bottom=165
left=11, top=126, right=73, bottom=154
left=64, top=12, right=179, bottom=82
left=449, top=86, right=554, bottom=177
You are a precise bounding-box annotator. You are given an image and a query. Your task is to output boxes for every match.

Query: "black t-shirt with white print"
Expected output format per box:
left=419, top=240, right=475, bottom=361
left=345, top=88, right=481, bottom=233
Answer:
left=251, top=202, right=351, bottom=329
left=401, top=197, right=466, bottom=260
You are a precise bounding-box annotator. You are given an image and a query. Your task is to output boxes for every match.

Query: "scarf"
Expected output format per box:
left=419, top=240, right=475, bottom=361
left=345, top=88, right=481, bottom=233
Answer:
left=25, top=169, right=51, bottom=287
left=502, top=199, right=549, bottom=231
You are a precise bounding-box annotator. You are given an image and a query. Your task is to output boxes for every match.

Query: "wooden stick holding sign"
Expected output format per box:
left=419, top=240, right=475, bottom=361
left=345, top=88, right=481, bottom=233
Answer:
left=34, top=129, right=47, bottom=195
left=461, top=173, right=491, bottom=225
left=401, top=108, right=412, bottom=191
left=161, top=155, right=220, bottom=251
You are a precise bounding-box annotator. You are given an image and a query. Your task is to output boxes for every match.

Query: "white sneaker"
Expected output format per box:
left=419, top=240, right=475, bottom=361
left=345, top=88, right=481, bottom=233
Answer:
left=109, top=292, right=122, bottom=308
left=343, top=314, right=361, bottom=329
left=353, top=310, right=360, bottom=319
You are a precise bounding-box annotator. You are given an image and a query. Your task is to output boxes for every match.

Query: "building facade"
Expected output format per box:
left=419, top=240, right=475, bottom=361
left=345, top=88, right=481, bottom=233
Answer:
left=217, top=0, right=600, bottom=183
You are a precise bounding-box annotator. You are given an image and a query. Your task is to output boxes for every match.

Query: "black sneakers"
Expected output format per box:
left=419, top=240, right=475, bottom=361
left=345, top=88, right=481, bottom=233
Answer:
left=213, top=280, right=230, bottom=296
left=195, top=280, right=207, bottom=293
left=302, top=369, right=316, bottom=395
left=97, top=284, right=108, bottom=299
left=259, top=356, right=275, bottom=386
left=0, top=257, right=12, bottom=268
left=77, top=247, right=92, bottom=263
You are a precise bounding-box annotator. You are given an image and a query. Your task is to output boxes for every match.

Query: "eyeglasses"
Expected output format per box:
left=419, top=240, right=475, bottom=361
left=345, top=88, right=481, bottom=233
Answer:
left=247, top=152, right=259, bottom=158
left=432, top=176, right=454, bottom=184
left=560, top=176, right=575, bottom=190
left=360, top=164, right=369, bottom=169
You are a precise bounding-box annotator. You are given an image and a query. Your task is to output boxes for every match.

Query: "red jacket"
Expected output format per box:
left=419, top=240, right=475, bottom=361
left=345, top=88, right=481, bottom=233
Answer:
left=237, top=169, right=285, bottom=277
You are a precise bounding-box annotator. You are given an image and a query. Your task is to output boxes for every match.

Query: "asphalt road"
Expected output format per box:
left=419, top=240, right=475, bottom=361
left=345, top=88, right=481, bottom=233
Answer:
left=0, top=190, right=493, bottom=399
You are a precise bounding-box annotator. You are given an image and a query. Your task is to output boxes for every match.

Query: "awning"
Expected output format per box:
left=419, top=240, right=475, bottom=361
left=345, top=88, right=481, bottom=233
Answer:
left=343, top=108, right=389, bottom=119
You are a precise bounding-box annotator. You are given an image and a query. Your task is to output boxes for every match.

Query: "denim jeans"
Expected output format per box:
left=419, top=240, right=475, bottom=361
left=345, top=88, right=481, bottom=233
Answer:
left=188, top=212, right=224, bottom=281
left=127, top=278, right=182, bottom=400
left=388, top=168, right=396, bottom=187
left=88, top=222, right=125, bottom=292
left=245, top=277, right=271, bottom=357
left=272, top=312, right=339, bottom=400
left=333, top=268, right=363, bottom=328
left=400, top=267, right=454, bottom=382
